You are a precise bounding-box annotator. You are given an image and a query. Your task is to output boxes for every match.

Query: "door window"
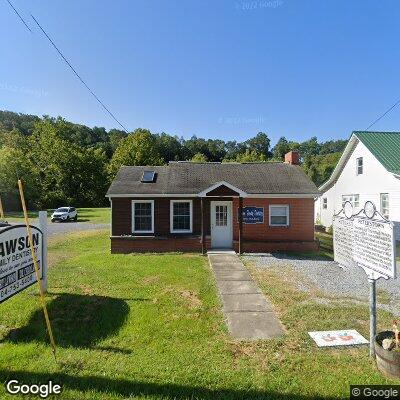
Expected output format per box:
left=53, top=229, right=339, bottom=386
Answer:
left=215, top=205, right=228, bottom=226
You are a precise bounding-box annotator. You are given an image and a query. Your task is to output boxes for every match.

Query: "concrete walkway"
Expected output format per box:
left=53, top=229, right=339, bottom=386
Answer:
left=208, top=252, right=284, bottom=340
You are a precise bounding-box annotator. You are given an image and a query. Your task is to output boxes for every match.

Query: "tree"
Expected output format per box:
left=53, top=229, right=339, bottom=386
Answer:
left=155, top=132, right=183, bottom=162
left=191, top=153, right=208, bottom=162
left=108, top=129, right=164, bottom=177
left=272, top=137, right=290, bottom=160
left=245, top=132, right=271, bottom=158
left=234, top=149, right=267, bottom=163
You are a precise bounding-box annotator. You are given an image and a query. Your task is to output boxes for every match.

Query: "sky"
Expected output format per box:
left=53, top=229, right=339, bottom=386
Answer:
left=1, top=0, right=400, bottom=145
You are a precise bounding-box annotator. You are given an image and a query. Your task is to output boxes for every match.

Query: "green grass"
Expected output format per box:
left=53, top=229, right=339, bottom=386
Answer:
left=0, top=230, right=396, bottom=399
left=3, top=207, right=110, bottom=224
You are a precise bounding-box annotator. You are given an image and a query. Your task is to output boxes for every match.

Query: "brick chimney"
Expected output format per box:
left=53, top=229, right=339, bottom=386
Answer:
left=284, top=150, right=300, bottom=165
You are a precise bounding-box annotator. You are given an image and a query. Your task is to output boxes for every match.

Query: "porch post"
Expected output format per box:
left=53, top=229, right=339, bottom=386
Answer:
left=238, top=196, right=243, bottom=254
left=201, top=197, right=205, bottom=254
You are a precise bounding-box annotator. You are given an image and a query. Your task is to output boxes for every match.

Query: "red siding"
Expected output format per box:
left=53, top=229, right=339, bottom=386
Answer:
left=110, top=196, right=316, bottom=253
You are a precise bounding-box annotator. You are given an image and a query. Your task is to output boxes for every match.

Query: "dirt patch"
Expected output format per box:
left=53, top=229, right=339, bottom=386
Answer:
left=141, top=276, right=160, bottom=285
left=180, top=290, right=202, bottom=309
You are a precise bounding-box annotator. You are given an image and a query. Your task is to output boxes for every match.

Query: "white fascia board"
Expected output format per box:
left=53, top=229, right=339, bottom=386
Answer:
left=107, top=192, right=319, bottom=198
left=247, top=193, right=320, bottom=198
left=197, top=181, right=248, bottom=197
left=106, top=193, right=195, bottom=198
left=318, top=134, right=358, bottom=192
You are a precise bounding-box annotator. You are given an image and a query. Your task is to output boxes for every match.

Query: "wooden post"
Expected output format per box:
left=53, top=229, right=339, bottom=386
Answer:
left=0, top=195, right=4, bottom=220
left=201, top=197, right=205, bottom=254
left=238, top=196, right=243, bottom=254
left=39, top=211, right=48, bottom=293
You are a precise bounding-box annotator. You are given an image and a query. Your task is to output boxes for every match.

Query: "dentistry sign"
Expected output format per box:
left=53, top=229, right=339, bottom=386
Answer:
left=0, top=225, right=43, bottom=303
left=239, top=206, right=264, bottom=224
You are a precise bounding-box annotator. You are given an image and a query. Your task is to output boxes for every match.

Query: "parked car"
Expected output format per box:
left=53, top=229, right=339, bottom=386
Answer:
left=51, top=207, right=78, bottom=222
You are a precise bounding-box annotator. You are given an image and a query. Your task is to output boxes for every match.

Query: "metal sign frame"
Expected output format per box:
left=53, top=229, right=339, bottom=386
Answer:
left=333, top=201, right=397, bottom=357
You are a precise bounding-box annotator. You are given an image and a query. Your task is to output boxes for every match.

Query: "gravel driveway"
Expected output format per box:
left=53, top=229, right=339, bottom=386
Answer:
left=10, top=221, right=109, bottom=236
left=243, top=253, right=400, bottom=315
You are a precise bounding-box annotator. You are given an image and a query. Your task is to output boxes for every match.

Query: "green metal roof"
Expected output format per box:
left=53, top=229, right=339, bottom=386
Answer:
left=354, top=131, right=400, bottom=176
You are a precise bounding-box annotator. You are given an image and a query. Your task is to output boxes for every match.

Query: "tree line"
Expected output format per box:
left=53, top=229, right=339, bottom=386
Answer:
left=0, top=110, right=347, bottom=210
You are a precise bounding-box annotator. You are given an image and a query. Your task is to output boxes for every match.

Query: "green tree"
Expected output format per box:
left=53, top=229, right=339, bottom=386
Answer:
left=272, top=137, right=290, bottom=160
left=108, top=129, right=164, bottom=177
left=234, top=149, right=267, bottom=162
left=191, top=153, right=208, bottom=162
left=245, top=132, right=271, bottom=158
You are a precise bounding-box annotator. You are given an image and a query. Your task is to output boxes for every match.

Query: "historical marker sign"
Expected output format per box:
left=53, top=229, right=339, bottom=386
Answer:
left=239, top=206, right=264, bottom=224
left=0, top=225, right=43, bottom=303
left=333, top=203, right=396, bottom=279
left=333, top=201, right=396, bottom=357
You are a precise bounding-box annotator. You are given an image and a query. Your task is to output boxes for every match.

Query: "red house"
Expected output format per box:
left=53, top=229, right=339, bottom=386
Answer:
left=106, top=151, right=319, bottom=254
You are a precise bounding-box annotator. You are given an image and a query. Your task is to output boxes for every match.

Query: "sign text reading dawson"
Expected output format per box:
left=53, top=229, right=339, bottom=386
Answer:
left=0, top=225, right=43, bottom=303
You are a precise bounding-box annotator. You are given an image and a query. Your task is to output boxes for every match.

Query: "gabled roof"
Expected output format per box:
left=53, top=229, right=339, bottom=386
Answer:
left=355, top=131, right=400, bottom=176
left=106, top=161, right=319, bottom=197
left=319, top=131, right=400, bottom=191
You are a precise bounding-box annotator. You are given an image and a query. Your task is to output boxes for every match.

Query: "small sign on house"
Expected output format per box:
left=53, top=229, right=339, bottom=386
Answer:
left=239, top=206, right=264, bottom=224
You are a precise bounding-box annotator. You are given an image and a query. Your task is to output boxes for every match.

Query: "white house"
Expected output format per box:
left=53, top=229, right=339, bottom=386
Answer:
left=315, top=131, right=400, bottom=240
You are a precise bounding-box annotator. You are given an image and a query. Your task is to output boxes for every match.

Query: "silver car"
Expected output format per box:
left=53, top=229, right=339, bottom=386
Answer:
left=51, top=207, right=78, bottom=222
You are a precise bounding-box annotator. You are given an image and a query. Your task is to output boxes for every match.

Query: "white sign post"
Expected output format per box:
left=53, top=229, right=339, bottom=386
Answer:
left=0, top=219, right=46, bottom=303
left=333, top=201, right=397, bottom=357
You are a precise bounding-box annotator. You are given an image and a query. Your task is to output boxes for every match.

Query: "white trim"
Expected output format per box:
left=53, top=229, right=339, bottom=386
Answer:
left=210, top=200, right=233, bottom=249
left=132, top=200, right=154, bottom=233
left=269, top=204, right=290, bottom=227
left=107, top=193, right=194, bottom=198
left=247, top=193, right=319, bottom=198
left=170, top=199, right=193, bottom=233
left=197, top=181, right=248, bottom=197
left=319, top=134, right=359, bottom=191
left=107, top=192, right=318, bottom=198
left=109, top=198, right=113, bottom=236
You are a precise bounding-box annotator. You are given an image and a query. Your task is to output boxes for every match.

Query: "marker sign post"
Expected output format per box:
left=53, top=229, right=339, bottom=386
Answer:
left=0, top=212, right=48, bottom=303
left=333, top=201, right=396, bottom=357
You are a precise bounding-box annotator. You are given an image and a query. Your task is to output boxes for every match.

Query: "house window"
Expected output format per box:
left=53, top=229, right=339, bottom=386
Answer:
left=380, top=193, right=389, bottom=219
left=356, top=157, right=363, bottom=175
left=322, top=198, right=328, bottom=209
left=170, top=200, right=193, bottom=233
left=269, top=205, right=289, bottom=226
left=342, top=194, right=359, bottom=209
left=132, top=200, right=154, bottom=233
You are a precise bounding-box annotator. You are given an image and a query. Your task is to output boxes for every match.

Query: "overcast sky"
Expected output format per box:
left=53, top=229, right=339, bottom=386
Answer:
left=1, top=0, right=400, bottom=145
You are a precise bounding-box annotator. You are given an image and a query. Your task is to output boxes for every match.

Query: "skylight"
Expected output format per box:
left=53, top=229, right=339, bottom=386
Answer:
left=141, top=170, right=156, bottom=183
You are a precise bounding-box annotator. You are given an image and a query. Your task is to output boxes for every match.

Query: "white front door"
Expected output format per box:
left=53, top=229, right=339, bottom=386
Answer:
left=211, top=201, right=233, bottom=249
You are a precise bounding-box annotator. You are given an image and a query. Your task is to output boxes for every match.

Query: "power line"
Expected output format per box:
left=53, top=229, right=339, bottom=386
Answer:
left=30, top=13, right=129, bottom=133
left=6, top=0, right=32, bottom=32
left=365, top=97, right=400, bottom=131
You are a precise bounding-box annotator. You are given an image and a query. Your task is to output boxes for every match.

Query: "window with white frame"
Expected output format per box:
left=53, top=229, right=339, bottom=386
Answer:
left=356, top=157, right=363, bottom=175
left=132, top=200, right=154, bottom=233
left=170, top=200, right=192, bottom=233
left=269, top=205, right=289, bottom=226
left=322, top=198, right=328, bottom=209
left=342, top=194, right=359, bottom=208
left=380, top=193, right=389, bottom=219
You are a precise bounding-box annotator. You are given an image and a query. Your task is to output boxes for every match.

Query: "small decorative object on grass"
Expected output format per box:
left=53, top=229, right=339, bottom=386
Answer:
left=308, top=330, right=368, bottom=347
left=375, top=322, right=400, bottom=378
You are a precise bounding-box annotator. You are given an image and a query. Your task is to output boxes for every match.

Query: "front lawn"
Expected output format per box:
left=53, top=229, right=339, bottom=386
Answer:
left=0, top=230, right=396, bottom=399
left=3, top=207, right=110, bottom=224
